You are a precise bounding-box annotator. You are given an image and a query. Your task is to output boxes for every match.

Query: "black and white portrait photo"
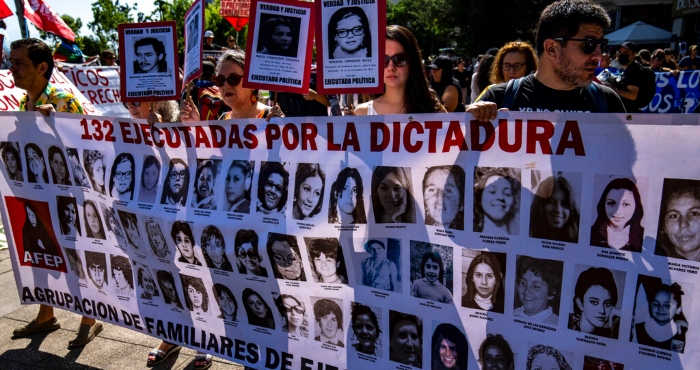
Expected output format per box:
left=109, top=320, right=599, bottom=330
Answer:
left=83, top=149, right=106, bottom=194
left=191, top=159, right=221, bottom=210
left=423, top=165, right=465, bottom=230
left=266, top=232, right=306, bottom=281
left=156, top=269, right=184, bottom=309
left=133, top=36, right=169, bottom=74
left=161, top=158, right=190, bottom=206
left=223, top=160, right=253, bottom=213
left=183, top=0, right=204, bottom=85
left=328, top=167, right=367, bottom=224
left=118, top=210, right=143, bottom=252
left=63, top=247, right=87, bottom=284
left=568, top=265, right=626, bottom=339
left=144, top=217, right=172, bottom=259
left=242, top=288, right=275, bottom=329
left=66, top=147, right=90, bottom=187
left=201, top=225, right=233, bottom=271
left=478, top=334, right=515, bottom=370
left=186, top=9, right=200, bottom=54
left=83, top=200, right=106, bottom=240
left=349, top=302, right=382, bottom=356
left=256, top=14, right=300, bottom=58
left=48, top=145, right=71, bottom=185
left=135, top=262, right=160, bottom=301
left=213, top=283, right=238, bottom=322
left=513, top=255, right=563, bottom=325
left=1, top=142, right=23, bottom=181
left=25, top=143, right=48, bottom=184
left=590, top=175, right=647, bottom=252
left=430, top=323, right=468, bottom=370
left=85, top=251, right=108, bottom=290
left=461, top=250, right=506, bottom=313
left=292, top=163, right=325, bottom=220
left=56, top=196, right=81, bottom=237
left=275, top=293, right=309, bottom=338
left=529, top=170, right=582, bottom=243
left=312, top=297, right=344, bottom=347
left=389, top=310, right=422, bottom=367
left=583, top=355, right=624, bottom=370
left=409, top=241, right=453, bottom=304
left=359, top=238, right=400, bottom=292
left=180, top=274, right=210, bottom=316
left=109, top=153, right=135, bottom=201
left=256, top=162, right=288, bottom=216
left=171, top=221, right=201, bottom=266
left=111, top=255, right=134, bottom=297
left=474, top=167, right=521, bottom=235
left=306, top=237, right=348, bottom=284
left=139, top=155, right=160, bottom=203
left=327, top=7, right=371, bottom=59
left=235, top=229, right=267, bottom=276
left=631, top=274, right=691, bottom=353
left=655, top=178, right=700, bottom=261
left=525, top=344, right=573, bottom=370
left=100, top=204, right=126, bottom=248
left=372, top=166, right=416, bottom=224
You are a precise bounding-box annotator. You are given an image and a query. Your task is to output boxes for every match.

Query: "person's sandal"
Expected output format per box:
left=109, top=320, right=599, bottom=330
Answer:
left=68, top=322, right=103, bottom=348
left=12, top=317, right=61, bottom=337
left=193, top=353, right=213, bottom=370
left=146, top=344, right=182, bottom=367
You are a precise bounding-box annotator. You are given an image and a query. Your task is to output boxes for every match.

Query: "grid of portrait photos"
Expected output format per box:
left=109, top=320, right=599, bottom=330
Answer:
left=2, top=114, right=700, bottom=370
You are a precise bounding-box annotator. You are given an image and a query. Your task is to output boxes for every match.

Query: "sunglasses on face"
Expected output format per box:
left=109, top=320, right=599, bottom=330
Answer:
left=384, top=53, right=408, bottom=68
left=211, top=73, right=243, bottom=87
left=553, top=37, right=609, bottom=55
left=123, top=102, right=141, bottom=109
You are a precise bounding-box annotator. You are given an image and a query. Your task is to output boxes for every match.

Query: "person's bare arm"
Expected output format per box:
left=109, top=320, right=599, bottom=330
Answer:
left=441, top=84, right=460, bottom=112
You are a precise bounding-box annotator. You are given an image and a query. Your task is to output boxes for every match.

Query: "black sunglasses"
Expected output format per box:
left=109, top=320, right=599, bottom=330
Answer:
left=211, top=73, right=243, bottom=87
left=384, top=53, right=408, bottom=68
left=553, top=37, right=608, bottom=55
left=123, top=101, right=141, bottom=109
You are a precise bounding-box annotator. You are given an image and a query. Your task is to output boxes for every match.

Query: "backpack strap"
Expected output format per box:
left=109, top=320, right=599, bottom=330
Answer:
left=585, top=82, right=607, bottom=112
left=501, top=77, right=522, bottom=109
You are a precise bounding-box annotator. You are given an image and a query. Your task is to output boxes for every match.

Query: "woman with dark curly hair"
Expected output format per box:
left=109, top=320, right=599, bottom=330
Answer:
left=328, top=7, right=371, bottom=59
left=257, top=162, right=289, bottom=215
left=590, top=178, right=644, bottom=252
left=634, top=282, right=687, bottom=352
left=328, top=167, right=366, bottom=224
left=655, top=178, right=700, bottom=261
left=478, top=334, right=514, bottom=370
left=267, top=232, right=306, bottom=281
left=474, top=167, right=520, bottom=235
left=257, top=17, right=297, bottom=57
left=213, top=283, right=237, bottom=321
left=192, top=160, right=218, bottom=209
left=57, top=196, right=81, bottom=237
left=462, top=252, right=505, bottom=313
left=26, top=143, right=48, bottom=184
left=371, top=166, right=415, bottom=223
left=353, top=25, right=444, bottom=115
left=313, top=299, right=344, bottom=347
left=48, top=146, right=70, bottom=185
left=530, top=175, right=580, bottom=243
left=526, top=345, right=571, bottom=370
left=201, top=225, right=232, bottom=271
left=292, top=163, right=325, bottom=220
left=2, top=143, right=23, bottom=181
left=423, top=165, right=465, bottom=230
left=350, top=303, right=381, bottom=355
left=431, top=323, right=468, bottom=370
left=489, top=41, right=538, bottom=84
left=111, top=255, right=134, bottom=296
left=514, top=256, right=562, bottom=325
left=568, top=267, right=620, bottom=338
left=83, top=149, right=105, bottom=194
left=308, top=238, right=347, bottom=284
left=180, top=274, right=209, bottom=316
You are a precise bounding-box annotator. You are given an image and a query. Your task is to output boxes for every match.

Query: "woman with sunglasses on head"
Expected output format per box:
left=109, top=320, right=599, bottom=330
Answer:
left=351, top=25, right=445, bottom=115
left=180, top=50, right=284, bottom=122
left=489, top=41, right=538, bottom=84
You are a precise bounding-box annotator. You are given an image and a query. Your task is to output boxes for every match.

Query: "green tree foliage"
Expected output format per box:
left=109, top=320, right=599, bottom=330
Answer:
left=88, top=0, right=140, bottom=51
left=204, top=0, right=248, bottom=52
left=388, top=0, right=551, bottom=58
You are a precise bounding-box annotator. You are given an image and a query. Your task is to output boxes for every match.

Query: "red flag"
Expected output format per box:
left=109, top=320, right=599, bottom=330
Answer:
left=23, top=0, right=75, bottom=42
left=0, top=0, right=13, bottom=19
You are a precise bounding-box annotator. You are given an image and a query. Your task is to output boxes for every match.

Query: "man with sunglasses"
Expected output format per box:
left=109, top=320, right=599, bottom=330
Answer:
left=471, top=0, right=625, bottom=120
left=603, top=41, right=656, bottom=113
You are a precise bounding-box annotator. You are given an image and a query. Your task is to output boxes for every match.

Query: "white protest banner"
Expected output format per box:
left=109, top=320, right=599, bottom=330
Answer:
left=0, top=69, right=100, bottom=115
left=183, top=0, right=205, bottom=87
left=61, top=66, right=121, bottom=107
left=2, top=111, right=700, bottom=369
left=244, top=0, right=315, bottom=93
left=118, top=21, right=181, bottom=102
left=315, top=0, right=385, bottom=94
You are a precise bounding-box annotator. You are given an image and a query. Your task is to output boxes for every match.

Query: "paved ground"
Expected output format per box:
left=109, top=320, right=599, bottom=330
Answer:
left=0, top=248, right=246, bottom=370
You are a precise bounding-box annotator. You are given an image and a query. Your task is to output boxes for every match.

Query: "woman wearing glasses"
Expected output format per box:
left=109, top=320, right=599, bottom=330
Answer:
left=180, top=50, right=284, bottom=122
left=489, top=41, right=538, bottom=84
left=161, top=159, right=189, bottom=206
left=328, top=7, right=371, bottom=59
left=109, top=153, right=135, bottom=201
left=353, top=25, right=444, bottom=115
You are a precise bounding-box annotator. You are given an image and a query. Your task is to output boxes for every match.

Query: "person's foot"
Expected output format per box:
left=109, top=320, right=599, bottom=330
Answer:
left=147, top=344, right=182, bottom=367
left=12, top=317, right=61, bottom=337
left=193, top=353, right=213, bottom=370
left=68, top=321, right=103, bottom=348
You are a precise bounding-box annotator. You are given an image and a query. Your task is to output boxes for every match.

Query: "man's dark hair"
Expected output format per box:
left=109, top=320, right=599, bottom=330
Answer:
left=535, top=0, right=610, bottom=56
left=134, top=37, right=166, bottom=56
left=10, top=38, right=54, bottom=79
